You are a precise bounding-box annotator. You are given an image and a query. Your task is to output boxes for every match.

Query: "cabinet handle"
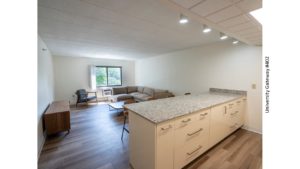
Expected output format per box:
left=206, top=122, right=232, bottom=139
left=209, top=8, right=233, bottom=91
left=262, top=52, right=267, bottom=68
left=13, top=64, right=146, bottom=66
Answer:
left=200, top=113, right=208, bottom=116
left=243, top=98, right=247, bottom=101
left=187, top=128, right=203, bottom=136
left=224, top=106, right=227, bottom=114
left=236, top=101, right=241, bottom=103
left=187, top=145, right=202, bottom=156
left=230, top=111, right=239, bottom=115
left=161, top=125, right=172, bottom=131
left=182, top=118, right=191, bottom=123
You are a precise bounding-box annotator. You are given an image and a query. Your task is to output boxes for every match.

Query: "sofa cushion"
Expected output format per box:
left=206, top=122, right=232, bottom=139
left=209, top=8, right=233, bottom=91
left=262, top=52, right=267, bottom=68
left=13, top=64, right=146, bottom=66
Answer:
left=112, top=87, right=127, bottom=95
left=127, top=86, right=138, bottom=93
left=138, top=95, right=153, bottom=101
left=130, top=92, right=141, bottom=97
left=131, top=93, right=153, bottom=101
left=116, top=94, right=134, bottom=101
left=137, top=86, right=144, bottom=93
left=110, top=94, right=133, bottom=102
left=143, top=87, right=154, bottom=97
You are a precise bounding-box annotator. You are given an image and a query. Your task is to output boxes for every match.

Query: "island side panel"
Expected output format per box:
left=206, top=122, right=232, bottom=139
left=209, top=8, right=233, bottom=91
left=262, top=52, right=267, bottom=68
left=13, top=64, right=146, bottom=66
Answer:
left=129, top=111, right=156, bottom=169
left=156, top=120, right=175, bottom=169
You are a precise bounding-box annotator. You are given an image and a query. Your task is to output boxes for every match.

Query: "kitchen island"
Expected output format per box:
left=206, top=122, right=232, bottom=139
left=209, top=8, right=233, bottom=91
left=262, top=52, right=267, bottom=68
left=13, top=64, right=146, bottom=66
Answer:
left=124, top=88, right=247, bottom=169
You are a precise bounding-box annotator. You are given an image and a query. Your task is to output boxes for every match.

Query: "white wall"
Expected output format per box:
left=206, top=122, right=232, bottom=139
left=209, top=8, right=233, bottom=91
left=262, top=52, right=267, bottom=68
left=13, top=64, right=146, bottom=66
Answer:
left=53, top=56, right=135, bottom=103
left=136, top=42, right=262, bottom=133
left=38, top=36, right=55, bottom=157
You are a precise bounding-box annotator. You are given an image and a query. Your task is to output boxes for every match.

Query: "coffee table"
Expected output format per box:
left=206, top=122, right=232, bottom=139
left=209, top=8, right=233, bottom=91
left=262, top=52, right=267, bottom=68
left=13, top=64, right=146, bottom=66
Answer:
left=108, top=101, right=125, bottom=112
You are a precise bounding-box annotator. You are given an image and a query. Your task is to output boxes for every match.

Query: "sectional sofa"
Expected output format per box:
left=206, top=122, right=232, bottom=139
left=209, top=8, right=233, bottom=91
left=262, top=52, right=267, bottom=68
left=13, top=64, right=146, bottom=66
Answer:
left=110, top=86, right=174, bottom=102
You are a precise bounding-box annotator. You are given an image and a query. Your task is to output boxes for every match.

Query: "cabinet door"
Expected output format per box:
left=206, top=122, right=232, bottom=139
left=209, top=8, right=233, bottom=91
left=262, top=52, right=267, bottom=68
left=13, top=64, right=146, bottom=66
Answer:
left=209, top=103, right=228, bottom=147
left=156, top=122, right=174, bottom=169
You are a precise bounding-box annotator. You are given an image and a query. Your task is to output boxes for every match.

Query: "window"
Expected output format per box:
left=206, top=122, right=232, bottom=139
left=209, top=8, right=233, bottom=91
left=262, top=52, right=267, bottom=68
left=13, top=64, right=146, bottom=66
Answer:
left=95, top=66, right=122, bottom=86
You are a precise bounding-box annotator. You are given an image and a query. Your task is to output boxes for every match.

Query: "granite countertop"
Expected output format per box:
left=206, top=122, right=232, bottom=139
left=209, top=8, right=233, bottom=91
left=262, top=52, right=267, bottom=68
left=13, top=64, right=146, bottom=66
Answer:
left=124, top=89, right=246, bottom=124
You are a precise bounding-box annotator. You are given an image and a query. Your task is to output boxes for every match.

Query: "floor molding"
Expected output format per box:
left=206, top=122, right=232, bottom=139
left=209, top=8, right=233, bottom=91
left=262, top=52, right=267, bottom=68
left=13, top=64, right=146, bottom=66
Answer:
left=242, top=126, right=262, bottom=134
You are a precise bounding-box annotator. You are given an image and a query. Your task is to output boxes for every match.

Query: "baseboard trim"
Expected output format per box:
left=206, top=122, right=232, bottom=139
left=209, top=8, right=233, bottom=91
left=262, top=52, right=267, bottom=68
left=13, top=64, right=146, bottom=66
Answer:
left=242, top=126, right=262, bottom=134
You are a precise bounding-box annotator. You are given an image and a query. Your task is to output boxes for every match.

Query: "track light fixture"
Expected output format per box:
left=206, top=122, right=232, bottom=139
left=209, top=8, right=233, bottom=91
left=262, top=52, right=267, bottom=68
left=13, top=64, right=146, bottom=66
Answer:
left=202, top=24, right=211, bottom=33
left=219, top=32, right=228, bottom=40
left=179, top=14, right=188, bottom=24
left=232, top=39, right=239, bottom=44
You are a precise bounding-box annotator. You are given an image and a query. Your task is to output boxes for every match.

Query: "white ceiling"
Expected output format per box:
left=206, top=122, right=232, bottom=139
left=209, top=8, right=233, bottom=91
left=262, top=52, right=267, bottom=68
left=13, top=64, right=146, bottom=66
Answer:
left=38, top=0, right=261, bottom=60
left=163, top=0, right=262, bottom=45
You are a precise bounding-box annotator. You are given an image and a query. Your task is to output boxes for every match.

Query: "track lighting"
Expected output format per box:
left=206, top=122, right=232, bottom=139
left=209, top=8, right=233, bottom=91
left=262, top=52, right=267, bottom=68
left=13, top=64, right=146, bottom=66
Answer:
left=202, top=24, right=211, bottom=33
left=232, top=39, right=239, bottom=44
left=219, top=32, right=228, bottom=40
left=179, top=14, right=188, bottom=24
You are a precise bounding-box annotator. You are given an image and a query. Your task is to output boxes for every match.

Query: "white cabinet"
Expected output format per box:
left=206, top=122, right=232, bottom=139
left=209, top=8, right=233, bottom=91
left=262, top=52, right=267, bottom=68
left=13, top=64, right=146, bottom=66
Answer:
left=210, top=97, right=246, bottom=147
left=210, top=103, right=228, bottom=147
left=227, top=97, right=246, bottom=132
left=156, top=122, right=175, bottom=169
left=129, top=97, right=246, bottom=169
left=174, top=109, right=210, bottom=169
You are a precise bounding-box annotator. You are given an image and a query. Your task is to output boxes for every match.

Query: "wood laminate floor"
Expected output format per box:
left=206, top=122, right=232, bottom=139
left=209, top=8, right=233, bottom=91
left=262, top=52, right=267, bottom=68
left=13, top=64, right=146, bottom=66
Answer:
left=38, top=103, right=262, bottom=169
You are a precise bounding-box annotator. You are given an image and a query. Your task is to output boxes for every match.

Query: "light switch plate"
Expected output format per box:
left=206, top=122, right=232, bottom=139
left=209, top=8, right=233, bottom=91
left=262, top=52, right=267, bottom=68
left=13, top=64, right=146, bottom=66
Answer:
left=252, top=84, right=256, bottom=89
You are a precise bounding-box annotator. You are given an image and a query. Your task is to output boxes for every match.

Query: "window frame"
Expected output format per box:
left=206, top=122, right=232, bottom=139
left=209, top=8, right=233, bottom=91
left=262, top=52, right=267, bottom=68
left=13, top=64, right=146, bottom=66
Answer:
left=95, top=66, right=122, bottom=87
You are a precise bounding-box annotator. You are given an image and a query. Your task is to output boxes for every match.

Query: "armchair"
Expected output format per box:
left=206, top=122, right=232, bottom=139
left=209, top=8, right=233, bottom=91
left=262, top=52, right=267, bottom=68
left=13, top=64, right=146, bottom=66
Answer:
left=75, top=89, right=97, bottom=107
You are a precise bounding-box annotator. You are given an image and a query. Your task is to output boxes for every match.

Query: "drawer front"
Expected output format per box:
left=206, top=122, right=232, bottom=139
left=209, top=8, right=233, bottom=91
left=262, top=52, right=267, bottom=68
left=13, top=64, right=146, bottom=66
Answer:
left=195, top=109, right=210, bottom=122
left=227, top=101, right=236, bottom=115
left=174, top=110, right=209, bottom=148
left=174, top=135, right=208, bottom=169
left=228, top=113, right=242, bottom=133
left=174, top=114, right=197, bottom=130
left=157, top=122, right=174, bottom=137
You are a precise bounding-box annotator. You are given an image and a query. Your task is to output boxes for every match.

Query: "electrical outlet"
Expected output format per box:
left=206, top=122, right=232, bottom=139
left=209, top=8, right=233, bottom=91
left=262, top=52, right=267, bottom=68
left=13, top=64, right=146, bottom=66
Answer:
left=252, top=84, right=256, bottom=89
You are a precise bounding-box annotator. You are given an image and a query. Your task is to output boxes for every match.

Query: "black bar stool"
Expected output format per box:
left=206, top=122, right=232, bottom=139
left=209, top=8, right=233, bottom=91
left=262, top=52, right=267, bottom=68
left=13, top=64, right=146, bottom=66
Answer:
left=121, top=110, right=129, bottom=141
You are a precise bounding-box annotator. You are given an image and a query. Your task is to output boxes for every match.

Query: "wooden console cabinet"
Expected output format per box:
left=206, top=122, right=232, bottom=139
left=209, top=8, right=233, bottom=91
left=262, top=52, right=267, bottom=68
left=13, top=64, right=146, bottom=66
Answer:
left=44, top=101, right=71, bottom=135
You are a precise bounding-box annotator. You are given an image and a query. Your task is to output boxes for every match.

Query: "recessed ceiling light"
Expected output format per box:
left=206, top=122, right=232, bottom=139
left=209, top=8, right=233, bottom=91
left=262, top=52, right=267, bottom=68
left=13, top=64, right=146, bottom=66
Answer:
left=232, top=40, right=239, bottom=44
left=250, top=8, right=262, bottom=24
left=220, top=32, right=228, bottom=40
left=179, top=14, right=188, bottom=24
left=203, top=24, right=211, bottom=33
